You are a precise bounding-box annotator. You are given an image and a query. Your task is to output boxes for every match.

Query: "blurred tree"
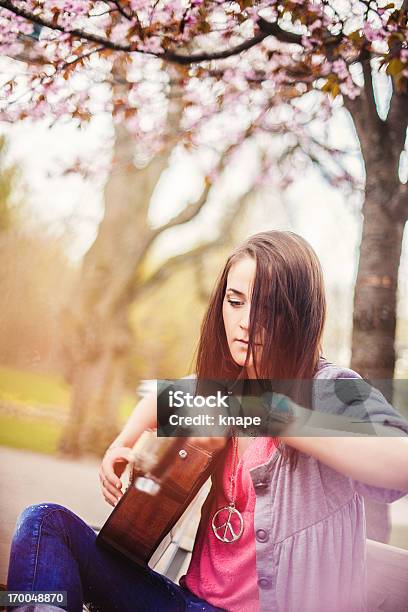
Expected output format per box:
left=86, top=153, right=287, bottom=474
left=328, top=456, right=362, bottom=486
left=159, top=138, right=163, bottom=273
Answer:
left=58, top=58, right=255, bottom=455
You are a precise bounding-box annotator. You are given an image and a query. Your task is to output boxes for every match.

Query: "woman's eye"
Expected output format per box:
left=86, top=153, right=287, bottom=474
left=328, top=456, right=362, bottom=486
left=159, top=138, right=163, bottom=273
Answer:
left=227, top=299, right=244, bottom=308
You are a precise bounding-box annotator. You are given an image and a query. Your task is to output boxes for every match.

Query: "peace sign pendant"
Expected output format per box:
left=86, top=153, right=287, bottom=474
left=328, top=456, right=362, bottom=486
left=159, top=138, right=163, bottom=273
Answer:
left=211, top=503, right=244, bottom=543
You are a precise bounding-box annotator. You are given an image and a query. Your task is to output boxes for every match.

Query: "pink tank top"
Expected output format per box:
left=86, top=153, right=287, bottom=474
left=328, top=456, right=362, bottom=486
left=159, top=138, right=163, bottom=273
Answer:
left=179, top=437, right=277, bottom=611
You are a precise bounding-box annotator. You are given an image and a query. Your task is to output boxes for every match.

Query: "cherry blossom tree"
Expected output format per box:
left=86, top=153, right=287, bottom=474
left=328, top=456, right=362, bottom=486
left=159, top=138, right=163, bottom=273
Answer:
left=1, top=1, right=406, bottom=544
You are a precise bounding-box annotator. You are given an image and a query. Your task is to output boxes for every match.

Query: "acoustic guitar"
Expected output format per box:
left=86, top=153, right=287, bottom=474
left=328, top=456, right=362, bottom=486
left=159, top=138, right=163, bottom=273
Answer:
left=96, top=430, right=225, bottom=568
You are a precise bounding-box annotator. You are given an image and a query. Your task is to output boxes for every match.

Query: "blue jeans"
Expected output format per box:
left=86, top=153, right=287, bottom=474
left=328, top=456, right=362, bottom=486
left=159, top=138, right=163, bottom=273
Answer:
left=7, top=503, right=225, bottom=612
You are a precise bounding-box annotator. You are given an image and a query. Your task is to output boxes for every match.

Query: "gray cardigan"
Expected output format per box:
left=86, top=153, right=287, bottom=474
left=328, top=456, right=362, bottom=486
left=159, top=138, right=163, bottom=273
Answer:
left=250, top=359, right=408, bottom=612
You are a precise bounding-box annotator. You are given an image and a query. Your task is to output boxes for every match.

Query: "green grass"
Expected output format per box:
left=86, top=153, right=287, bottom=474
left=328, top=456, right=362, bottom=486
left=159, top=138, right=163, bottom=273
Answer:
left=0, top=364, right=136, bottom=417
left=0, top=365, right=69, bottom=409
left=0, top=414, right=62, bottom=455
left=0, top=366, right=137, bottom=454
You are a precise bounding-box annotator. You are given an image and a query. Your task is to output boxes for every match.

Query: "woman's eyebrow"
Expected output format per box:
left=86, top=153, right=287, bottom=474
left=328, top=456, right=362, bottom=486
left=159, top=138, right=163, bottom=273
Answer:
left=226, top=288, right=246, bottom=297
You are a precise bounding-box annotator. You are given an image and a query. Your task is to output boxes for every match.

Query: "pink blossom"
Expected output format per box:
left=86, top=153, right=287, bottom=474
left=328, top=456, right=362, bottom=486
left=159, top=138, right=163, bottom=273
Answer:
left=308, top=5, right=323, bottom=16
left=339, top=78, right=359, bottom=100
left=139, top=37, right=163, bottom=55
left=332, top=59, right=349, bottom=80
left=130, top=0, right=147, bottom=10
left=1, top=0, right=406, bottom=148
left=301, top=34, right=314, bottom=51
left=363, top=21, right=387, bottom=42
left=320, top=62, right=332, bottom=77
left=309, top=19, right=322, bottom=33
left=246, top=7, right=260, bottom=22
left=16, top=16, right=34, bottom=35
left=111, top=22, right=132, bottom=44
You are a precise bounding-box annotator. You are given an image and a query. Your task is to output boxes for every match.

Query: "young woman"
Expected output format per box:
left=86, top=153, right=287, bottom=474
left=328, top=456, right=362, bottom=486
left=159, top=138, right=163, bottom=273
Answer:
left=7, top=231, right=408, bottom=612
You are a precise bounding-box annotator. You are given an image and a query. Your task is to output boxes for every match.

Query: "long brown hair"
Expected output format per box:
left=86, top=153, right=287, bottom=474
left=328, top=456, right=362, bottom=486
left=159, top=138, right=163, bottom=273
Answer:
left=195, top=230, right=326, bottom=468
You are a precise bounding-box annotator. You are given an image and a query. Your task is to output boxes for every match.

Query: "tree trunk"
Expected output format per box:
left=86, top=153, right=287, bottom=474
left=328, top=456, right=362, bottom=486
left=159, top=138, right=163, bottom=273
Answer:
left=58, top=62, right=199, bottom=456
left=348, top=73, right=407, bottom=395
left=347, top=68, right=408, bottom=544
left=350, top=175, right=405, bottom=393
left=60, top=351, right=125, bottom=455
left=59, top=119, right=171, bottom=456
left=351, top=172, right=404, bottom=543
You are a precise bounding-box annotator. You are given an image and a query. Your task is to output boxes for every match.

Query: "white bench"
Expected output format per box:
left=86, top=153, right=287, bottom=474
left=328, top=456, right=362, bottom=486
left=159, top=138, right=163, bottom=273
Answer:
left=367, top=538, right=408, bottom=611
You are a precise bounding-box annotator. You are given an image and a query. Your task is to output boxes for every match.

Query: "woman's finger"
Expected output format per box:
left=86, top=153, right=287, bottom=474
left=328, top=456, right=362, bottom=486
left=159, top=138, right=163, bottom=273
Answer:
left=101, top=461, right=122, bottom=489
left=101, top=476, right=123, bottom=501
left=99, top=466, right=119, bottom=490
left=101, top=449, right=133, bottom=488
left=102, top=489, right=118, bottom=507
left=99, top=465, right=122, bottom=498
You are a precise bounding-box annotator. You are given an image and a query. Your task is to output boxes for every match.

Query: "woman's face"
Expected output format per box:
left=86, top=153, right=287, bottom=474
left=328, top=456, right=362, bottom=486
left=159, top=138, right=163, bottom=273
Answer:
left=222, top=255, right=262, bottom=378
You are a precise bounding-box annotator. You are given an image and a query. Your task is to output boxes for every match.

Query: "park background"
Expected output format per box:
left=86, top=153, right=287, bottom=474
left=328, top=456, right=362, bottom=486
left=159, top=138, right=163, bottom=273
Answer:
left=0, top=0, right=407, bottom=596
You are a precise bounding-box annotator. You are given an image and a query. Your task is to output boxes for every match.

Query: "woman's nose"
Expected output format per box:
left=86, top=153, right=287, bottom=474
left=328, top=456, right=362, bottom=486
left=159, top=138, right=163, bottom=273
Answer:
left=239, top=310, right=250, bottom=329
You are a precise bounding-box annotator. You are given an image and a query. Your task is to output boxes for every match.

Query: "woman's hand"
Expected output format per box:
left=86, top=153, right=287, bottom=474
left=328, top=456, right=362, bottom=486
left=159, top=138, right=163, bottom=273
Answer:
left=99, top=446, right=134, bottom=507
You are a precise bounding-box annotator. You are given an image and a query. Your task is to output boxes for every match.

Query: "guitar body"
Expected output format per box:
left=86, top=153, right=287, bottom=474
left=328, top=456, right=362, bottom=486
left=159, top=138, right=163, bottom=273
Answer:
left=96, top=436, right=224, bottom=568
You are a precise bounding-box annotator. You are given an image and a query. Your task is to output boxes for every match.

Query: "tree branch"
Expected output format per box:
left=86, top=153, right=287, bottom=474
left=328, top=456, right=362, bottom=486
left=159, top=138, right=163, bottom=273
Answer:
left=58, top=45, right=105, bottom=71
left=151, top=145, right=233, bottom=237
left=0, top=0, right=271, bottom=64
left=0, top=0, right=377, bottom=74
left=164, top=30, right=269, bottom=64
left=154, top=178, right=212, bottom=235
left=257, top=17, right=303, bottom=46
left=134, top=241, right=221, bottom=298
left=109, top=0, right=133, bottom=22
left=133, top=186, right=254, bottom=299
left=0, top=1, right=132, bottom=51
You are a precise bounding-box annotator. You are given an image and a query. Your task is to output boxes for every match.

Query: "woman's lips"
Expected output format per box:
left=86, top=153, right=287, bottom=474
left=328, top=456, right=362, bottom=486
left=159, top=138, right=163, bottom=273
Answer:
left=235, top=339, right=263, bottom=347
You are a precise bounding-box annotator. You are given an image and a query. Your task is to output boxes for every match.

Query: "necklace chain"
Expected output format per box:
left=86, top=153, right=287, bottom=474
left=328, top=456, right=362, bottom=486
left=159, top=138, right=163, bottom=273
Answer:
left=228, top=435, right=239, bottom=504
left=211, top=434, right=244, bottom=542
left=211, top=380, right=257, bottom=543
